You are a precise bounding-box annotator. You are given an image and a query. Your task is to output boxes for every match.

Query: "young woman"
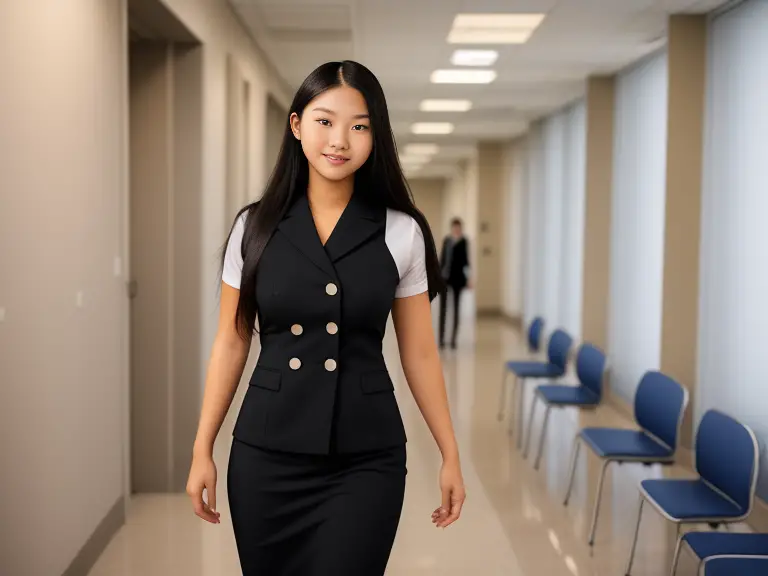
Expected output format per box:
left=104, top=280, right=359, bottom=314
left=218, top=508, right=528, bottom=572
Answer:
left=186, top=60, right=466, bottom=575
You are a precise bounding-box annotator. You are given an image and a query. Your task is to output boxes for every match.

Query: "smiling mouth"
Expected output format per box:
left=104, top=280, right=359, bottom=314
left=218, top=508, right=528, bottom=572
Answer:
left=324, top=154, right=349, bottom=161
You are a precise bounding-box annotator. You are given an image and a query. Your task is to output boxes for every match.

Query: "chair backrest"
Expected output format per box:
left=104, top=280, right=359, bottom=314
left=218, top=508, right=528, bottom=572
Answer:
left=634, top=371, right=688, bottom=451
left=695, top=410, right=759, bottom=513
left=575, top=343, right=606, bottom=398
left=546, top=329, right=573, bottom=372
left=527, top=317, right=545, bottom=352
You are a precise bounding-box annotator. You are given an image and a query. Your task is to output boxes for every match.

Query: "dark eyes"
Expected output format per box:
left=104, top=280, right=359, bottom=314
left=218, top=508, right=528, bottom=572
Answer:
left=316, top=119, right=369, bottom=131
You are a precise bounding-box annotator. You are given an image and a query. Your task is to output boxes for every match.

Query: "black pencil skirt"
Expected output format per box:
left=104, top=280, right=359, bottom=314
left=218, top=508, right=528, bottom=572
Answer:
left=226, top=437, right=407, bottom=576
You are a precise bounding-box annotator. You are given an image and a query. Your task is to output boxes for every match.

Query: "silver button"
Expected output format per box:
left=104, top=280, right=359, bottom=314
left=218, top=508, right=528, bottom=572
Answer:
left=289, top=357, right=301, bottom=370
left=325, top=283, right=338, bottom=296
left=326, top=322, right=338, bottom=335
left=324, top=359, right=337, bottom=372
left=291, top=324, right=303, bottom=336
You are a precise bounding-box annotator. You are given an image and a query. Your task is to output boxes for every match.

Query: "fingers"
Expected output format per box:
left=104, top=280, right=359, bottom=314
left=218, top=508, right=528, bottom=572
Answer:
left=187, top=484, right=220, bottom=524
left=434, top=487, right=465, bottom=528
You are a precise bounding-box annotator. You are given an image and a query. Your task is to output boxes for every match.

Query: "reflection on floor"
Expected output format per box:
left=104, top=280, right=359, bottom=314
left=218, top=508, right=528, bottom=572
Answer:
left=88, top=317, right=750, bottom=575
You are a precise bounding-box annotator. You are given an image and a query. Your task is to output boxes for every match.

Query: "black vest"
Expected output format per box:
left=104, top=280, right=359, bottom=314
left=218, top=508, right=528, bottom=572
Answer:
left=232, top=192, right=409, bottom=455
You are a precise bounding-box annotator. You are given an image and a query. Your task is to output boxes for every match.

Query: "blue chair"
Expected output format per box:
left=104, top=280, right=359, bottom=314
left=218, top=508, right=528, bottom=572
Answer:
left=523, top=343, right=606, bottom=470
left=624, top=409, right=760, bottom=575
left=496, top=316, right=545, bottom=421
left=672, top=532, right=768, bottom=575
left=563, top=370, right=688, bottom=546
left=701, top=555, right=768, bottom=576
left=498, top=327, right=573, bottom=449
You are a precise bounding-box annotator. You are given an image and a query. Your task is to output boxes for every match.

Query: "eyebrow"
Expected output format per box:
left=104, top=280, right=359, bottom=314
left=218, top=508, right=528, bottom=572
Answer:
left=312, top=107, right=370, bottom=120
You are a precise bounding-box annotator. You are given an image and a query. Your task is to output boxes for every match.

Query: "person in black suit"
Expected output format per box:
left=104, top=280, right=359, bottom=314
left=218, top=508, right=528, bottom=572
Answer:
left=438, top=217, right=471, bottom=349
left=185, top=61, right=466, bottom=576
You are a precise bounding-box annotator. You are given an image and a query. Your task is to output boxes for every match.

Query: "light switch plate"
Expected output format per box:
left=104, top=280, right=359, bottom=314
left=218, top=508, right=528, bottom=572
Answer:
left=113, top=256, right=122, bottom=277
left=0, top=307, right=5, bottom=323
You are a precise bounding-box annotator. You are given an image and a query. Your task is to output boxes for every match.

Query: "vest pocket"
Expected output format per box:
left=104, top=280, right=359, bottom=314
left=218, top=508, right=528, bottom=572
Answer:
left=250, top=365, right=281, bottom=391
left=360, top=370, right=394, bottom=394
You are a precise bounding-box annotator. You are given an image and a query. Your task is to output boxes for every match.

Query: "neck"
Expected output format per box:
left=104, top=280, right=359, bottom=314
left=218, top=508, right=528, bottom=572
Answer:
left=307, top=164, right=354, bottom=210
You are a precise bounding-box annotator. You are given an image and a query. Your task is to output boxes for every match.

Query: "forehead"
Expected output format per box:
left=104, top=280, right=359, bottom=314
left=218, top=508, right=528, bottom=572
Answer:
left=308, top=85, right=368, bottom=116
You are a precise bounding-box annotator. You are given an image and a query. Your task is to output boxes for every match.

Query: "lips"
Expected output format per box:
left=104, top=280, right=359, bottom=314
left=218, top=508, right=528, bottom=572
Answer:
left=324, top=154, right=349, bottom=163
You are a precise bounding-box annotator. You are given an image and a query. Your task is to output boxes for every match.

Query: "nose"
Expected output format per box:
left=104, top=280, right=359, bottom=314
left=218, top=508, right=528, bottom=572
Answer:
left=329, top=126, right=349, bottom=151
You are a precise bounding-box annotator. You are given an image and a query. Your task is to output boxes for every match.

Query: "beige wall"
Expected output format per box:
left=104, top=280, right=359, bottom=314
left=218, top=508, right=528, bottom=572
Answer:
left=0, top=0, right=290, bottom=574
left=409, top=178, right=446, bottom=239
left=580, top=77, right=615, bottom=352
left=660, top=15, right=707, bottom=449
left=500, top=140, right=526, bottom=320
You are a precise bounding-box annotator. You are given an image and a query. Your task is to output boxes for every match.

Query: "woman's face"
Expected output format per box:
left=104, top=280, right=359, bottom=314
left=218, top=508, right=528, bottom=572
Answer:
left=290, top=85, right=373, bottom=183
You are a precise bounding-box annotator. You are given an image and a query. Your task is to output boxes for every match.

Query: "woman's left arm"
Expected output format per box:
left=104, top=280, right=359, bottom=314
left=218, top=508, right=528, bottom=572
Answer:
left=392, top=292, right=466, bottom=528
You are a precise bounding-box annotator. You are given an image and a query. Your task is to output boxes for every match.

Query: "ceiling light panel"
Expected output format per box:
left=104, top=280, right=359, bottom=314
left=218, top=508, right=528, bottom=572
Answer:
left=420, top=99, right=473, bottom=112
left=404, top=144, right=440, bottom=155
left=448, top=13, right=546, bottom=44
left=411, top=123, right=455, bottom=135
left=430, top=69, right=497, bottom=84
left=451, top=50, right=498, bottom=66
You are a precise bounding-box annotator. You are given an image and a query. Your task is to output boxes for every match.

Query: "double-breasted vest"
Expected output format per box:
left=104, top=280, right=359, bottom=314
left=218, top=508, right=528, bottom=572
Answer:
left=221, top=191, right=429, bottom=455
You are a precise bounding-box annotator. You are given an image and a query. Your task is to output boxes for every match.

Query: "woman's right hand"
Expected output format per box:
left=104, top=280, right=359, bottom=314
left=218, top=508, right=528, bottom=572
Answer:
left=186, top=454, right=221, bottom=524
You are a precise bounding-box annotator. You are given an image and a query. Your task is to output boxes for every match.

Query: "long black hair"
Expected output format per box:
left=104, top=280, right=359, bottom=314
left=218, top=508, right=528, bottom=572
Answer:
left=221, top=60, right=444, bottom=340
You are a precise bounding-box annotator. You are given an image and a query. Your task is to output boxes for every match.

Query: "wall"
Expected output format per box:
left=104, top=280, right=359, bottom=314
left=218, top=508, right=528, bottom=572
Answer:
left=409, top=178, right=445, bottom=238
left=476, top=142, right=505, bottom=315
left=0, top=0, right=290, bottom=574
left=501, top=139, right=526, bottom=320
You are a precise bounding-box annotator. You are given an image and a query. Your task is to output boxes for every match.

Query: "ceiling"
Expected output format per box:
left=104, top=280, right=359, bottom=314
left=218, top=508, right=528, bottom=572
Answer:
left=228, top=0, right=728, bottom=179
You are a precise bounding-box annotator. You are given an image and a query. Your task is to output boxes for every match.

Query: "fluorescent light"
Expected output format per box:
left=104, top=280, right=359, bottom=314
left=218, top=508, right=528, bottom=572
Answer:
left=411, top=122, right=454, bottom=135
left=399, top=153, right=431, bottom=164
left=404, top=143, right=440, bottom=155
left=448, top=13, right=546, bottom=44
left=430, top=69, right=496, bottom=84
left=420, top=99, right=473, bottom=112
left=451, top=49, right=498, bottom=67
left=453, top=14, right=546, bottom=29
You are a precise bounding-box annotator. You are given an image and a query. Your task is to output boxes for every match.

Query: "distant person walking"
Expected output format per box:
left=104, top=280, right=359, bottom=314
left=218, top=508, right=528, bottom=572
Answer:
left=438, top=218, right=471, bottom=349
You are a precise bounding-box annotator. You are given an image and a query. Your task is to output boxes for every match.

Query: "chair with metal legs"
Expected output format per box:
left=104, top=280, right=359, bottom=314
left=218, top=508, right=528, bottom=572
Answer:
left=522, top=343, right=607, bottom=470
left=671, top=532, right=768, bottom=575
left=496, top=315, right=545, bottom=423
left=624, top=409, right=760, bottom=575
left=562, top=370, right=688, bottom=547
left=699, top=555, right=768, bottom=576
left=497, top=326, right=572, bottom=449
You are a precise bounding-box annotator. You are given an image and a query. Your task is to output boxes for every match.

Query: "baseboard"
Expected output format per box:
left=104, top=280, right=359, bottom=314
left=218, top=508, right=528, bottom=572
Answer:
left=500, top=312, right=523, bottom=329
left=476, top=307, right=502, bottom=319
left=63, top=494, right=125, bottom=576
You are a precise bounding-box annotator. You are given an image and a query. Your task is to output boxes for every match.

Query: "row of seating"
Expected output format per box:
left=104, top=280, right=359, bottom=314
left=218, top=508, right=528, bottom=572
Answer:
left=497, top=317, right=767, bottom=575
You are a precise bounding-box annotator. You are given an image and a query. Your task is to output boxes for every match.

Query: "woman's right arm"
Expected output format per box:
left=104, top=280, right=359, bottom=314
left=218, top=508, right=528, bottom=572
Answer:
left=193, top=282, right=251, bottom=458
left=187, top=281, right=251, bottom=523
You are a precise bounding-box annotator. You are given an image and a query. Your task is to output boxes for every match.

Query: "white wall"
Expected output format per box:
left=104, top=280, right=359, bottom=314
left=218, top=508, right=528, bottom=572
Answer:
left=501, top=139, right=526, bottom=319
left=524, top=122, right=546, bottom=327
left=697, top=0, right=768, bottom=499
left=607, top=50, right=668, bottom=403
left=541, top=114, right=566, bottom=329
left=0, top=0, right=290, bottom=573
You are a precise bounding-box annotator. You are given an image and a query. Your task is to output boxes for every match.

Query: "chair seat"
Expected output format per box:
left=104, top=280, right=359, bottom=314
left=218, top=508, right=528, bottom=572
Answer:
left=684, top=532, right=768, bottom=559
left=704, top=557, right=768, bottom=576
left=536, top=384, right=600, bottom=406
left=580, top=428, right=672, bottom=460
left=640, top=479, right=744, bottom=521
left=505, top=361, right=564, bottom=379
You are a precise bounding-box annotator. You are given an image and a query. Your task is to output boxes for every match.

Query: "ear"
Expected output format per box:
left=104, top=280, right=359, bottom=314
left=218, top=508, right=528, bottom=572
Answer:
left=289, top=112, right=301, bottom=140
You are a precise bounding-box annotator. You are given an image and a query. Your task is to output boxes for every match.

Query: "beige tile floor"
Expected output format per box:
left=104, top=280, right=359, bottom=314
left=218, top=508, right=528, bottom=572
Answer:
left=88, top=312, right=740, bottom=576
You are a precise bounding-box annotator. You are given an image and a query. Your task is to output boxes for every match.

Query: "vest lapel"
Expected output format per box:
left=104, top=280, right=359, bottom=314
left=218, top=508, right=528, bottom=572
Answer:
left=276, top=194, right=337, bottom=279
left=323, top=192, right=385, bottom=263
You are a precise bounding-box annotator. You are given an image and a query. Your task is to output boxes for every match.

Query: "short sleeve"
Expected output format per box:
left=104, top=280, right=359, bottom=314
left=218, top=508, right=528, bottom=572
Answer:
left=394, top=217, right=428, bottom=299
left=222, top=212, right=247, bottom=289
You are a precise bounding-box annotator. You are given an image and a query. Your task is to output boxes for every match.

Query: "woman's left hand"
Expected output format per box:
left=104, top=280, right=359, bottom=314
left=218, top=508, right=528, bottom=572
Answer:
left=431, top=459, right=466, bottom=528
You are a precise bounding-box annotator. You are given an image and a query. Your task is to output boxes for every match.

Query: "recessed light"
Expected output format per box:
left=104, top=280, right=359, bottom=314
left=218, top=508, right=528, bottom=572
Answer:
left=451, top=50, right=498, bottom=67
left=430, top=69, right=497, bottom=84
left=420, top=99, right=473, bottom=112
left=404, top=143, right=440, bottom=155
left=448, top=13, right=546, bottom=44
left=411, top=122, right=454, bottom=135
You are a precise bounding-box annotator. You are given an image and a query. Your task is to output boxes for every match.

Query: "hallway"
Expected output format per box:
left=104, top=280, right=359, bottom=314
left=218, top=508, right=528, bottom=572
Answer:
left=87, top=318, right=717, bottom=576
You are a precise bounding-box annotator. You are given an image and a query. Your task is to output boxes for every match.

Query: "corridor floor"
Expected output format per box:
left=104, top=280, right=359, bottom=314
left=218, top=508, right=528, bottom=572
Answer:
left=87, top=317, right=737, bottom=575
